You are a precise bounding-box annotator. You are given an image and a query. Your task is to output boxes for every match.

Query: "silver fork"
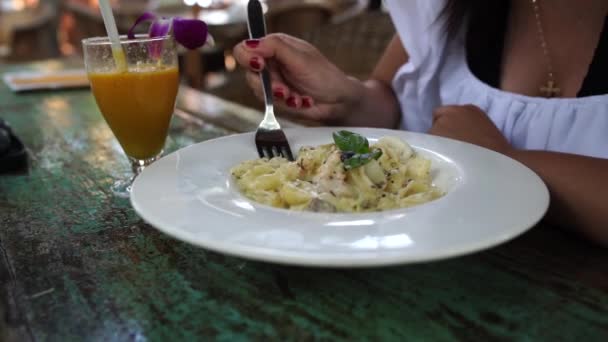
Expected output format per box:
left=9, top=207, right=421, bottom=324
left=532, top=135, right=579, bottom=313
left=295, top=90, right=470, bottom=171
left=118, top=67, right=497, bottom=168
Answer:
left=247, top=0, right=295, bottom=161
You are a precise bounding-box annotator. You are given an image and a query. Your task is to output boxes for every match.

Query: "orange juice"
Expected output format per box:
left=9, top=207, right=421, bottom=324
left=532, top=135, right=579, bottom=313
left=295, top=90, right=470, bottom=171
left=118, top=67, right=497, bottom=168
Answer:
left=88, top=65, right=179, bottom=160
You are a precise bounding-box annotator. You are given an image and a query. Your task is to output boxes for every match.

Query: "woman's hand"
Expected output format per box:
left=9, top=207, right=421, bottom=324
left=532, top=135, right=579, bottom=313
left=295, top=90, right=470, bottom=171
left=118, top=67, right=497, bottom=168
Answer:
left=233, top=34, right=363, bottom=124
left=429, top=105, right=513, bottom=155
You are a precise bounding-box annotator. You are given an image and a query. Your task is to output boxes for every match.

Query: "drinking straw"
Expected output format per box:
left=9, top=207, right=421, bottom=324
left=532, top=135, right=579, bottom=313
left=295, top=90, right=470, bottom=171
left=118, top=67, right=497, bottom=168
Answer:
left=98, top=0, right=127, bottom=71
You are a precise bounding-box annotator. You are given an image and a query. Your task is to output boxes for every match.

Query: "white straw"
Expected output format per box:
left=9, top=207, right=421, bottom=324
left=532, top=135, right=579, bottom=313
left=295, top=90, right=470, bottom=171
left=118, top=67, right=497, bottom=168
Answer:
left=98, top=0, right=126, bottom=70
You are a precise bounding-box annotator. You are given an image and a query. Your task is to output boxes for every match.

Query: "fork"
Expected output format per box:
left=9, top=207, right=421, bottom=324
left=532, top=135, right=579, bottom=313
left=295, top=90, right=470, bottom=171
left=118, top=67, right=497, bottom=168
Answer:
left=247, top=0, right=295, bottom=161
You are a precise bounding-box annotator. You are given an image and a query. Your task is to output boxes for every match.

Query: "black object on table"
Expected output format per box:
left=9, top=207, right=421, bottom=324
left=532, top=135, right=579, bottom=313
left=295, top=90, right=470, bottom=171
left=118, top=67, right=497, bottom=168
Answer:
left=0, top=118, right=27, bottom=173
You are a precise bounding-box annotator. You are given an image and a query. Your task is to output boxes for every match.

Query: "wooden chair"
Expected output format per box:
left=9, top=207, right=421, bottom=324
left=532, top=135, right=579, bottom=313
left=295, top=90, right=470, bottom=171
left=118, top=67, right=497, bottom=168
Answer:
left=265, top=1, right=333, bottom=37
left=202, top=7, right=395, bottom=123
left=4, top=4, right=60, bottom=62
left=301, top=10, right=394, bottom=80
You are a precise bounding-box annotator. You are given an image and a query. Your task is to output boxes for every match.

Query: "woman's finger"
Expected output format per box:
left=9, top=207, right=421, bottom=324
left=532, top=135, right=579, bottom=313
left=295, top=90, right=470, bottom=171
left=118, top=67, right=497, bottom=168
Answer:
left=233, top=41, right=266, bottom=72
left=245, top=75, right=332, bottom=122
left=245, top=69, right=293, bottom=102
left=267, top=62, right=291, bottom=101
left=240, top=34, right=306, bottom=63
left=245, top=71, right=265, bottom=101
left=247, top=70, right=302, bottom=111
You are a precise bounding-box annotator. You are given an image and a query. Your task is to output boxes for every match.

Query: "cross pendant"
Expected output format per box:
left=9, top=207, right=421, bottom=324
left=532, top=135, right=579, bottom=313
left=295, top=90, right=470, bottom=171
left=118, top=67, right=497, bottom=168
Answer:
left=540, top=80, right=561, bottom=98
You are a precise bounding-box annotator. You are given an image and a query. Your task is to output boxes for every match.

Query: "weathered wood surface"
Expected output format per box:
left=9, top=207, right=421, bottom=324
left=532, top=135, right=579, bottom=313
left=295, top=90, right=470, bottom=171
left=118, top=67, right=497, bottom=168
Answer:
left=0, top=60, right=607, bottom=341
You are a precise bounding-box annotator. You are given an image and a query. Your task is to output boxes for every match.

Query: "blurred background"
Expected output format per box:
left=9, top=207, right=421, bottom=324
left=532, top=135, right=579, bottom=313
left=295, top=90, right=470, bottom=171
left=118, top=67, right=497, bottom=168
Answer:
left=0, top=0, right=392, bottom=109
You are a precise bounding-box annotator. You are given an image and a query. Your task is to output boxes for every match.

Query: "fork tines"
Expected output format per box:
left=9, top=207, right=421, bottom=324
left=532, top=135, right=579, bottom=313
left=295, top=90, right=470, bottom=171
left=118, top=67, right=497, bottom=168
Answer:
left=255, top=129, right=295, bottom=161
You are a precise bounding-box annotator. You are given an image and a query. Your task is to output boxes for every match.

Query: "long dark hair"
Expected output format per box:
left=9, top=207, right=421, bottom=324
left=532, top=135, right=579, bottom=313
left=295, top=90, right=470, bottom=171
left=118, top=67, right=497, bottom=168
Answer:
left=441, top=0, right=511, bottom=87
left=442, top=0, right=510, bottom=39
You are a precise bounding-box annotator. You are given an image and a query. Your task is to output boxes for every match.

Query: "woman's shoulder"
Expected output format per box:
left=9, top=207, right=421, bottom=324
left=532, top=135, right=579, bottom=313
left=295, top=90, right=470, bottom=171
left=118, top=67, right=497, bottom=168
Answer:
left=384, top=0, right=447, bottom=25
left=384, top=0, right=450, bottom=67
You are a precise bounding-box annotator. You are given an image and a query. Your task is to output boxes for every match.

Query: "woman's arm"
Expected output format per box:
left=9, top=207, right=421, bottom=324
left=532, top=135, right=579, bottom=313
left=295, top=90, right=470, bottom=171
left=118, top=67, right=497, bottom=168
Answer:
left=233, top=34, right=407, bottom=128
left=340, top=35, right=408, bottom=128
left=430, top=104, right=608, bottom=247
left=510, top=150, right=608, bottom=246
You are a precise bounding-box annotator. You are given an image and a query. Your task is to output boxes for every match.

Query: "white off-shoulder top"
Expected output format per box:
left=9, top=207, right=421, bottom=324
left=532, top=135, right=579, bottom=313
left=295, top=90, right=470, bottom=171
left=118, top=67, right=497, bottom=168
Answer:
left=384, top=0, right=608, bottom=159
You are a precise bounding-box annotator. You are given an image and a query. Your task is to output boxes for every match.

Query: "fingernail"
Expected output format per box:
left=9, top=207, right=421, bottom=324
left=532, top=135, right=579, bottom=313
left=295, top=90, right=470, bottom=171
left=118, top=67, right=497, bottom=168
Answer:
left=302, top=97, right=312, bottom=108
left=286, top=96, right=297, bottom=108
left=245, top=39, right=260, bottom=48
left=250, top=57, right=261, bottom=70
left=273, top=89, right=285, bottom=99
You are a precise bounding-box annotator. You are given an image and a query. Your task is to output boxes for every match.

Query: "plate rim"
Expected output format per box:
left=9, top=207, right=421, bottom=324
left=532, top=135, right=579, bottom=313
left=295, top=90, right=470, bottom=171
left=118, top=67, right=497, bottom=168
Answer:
left=130, top=127, right=550, bottom=267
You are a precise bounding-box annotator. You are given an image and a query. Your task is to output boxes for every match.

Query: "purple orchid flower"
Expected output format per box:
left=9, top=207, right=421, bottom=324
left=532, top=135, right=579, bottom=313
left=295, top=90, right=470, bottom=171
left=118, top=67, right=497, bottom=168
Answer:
left=127, top=12, right=213, bottom=51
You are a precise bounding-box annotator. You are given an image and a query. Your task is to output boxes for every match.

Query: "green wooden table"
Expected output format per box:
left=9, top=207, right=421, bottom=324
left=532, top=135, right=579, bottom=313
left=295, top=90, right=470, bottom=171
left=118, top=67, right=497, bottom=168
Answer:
left=0, top=60, right=607, bottom=342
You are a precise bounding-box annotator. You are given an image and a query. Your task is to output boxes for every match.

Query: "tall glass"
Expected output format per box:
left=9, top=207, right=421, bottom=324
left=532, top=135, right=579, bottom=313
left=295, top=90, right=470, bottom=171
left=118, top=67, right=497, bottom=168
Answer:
left=82, top=35, right=179, bottom=197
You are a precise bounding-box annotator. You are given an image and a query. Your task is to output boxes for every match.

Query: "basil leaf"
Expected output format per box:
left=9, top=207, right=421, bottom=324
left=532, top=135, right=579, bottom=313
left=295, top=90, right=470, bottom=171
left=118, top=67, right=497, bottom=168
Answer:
left=333, top=131, right=382, bottom=170
left=333, top=131, right=369, bottom=154
left=342, top=154, right=367, bottom=170
left=342, top=149, right=383, bottom=170
left=370, top=148, right=383, bottom=160
left=340, top=151, right=356, bottom=162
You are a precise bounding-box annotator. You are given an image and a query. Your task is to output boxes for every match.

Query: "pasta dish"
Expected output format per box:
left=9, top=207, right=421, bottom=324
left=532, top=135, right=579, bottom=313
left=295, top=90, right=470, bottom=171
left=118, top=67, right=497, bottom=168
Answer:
left=230, top=131, right=443, bottom=213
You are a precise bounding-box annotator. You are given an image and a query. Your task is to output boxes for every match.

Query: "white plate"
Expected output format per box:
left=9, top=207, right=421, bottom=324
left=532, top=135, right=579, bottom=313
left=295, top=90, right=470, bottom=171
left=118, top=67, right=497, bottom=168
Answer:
left=2, top=69, right=89, bottom=92
left=131, top=127, right=549, bottom=267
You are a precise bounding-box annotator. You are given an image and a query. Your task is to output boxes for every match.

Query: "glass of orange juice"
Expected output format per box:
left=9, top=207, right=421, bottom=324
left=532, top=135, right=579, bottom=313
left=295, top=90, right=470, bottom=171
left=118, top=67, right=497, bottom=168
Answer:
left=83, top=34, right=179, bottom=197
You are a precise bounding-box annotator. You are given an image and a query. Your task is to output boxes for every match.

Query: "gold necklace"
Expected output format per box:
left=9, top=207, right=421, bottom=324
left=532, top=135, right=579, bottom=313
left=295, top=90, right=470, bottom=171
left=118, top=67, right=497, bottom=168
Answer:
left=531, top=0, right=561, bottom=98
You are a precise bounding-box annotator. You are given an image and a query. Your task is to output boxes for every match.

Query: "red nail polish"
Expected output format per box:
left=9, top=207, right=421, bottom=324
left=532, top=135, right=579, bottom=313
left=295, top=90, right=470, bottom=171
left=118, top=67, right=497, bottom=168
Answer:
left=302, top=98, right=312, bottom=108
left=286, top=96, right=297, bottom=108
left=273, top=89, right=285, bottom=99
left=250, top=57, right=261, bottom=70
left=245, top=39, right=260, bottom=48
